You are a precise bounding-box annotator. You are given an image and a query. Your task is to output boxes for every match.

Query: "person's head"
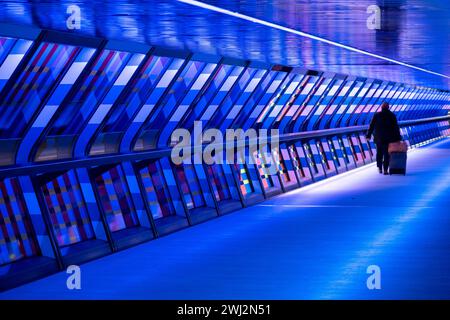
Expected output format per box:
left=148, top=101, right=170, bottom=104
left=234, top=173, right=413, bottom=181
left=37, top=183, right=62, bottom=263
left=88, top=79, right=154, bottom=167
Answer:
left=381, top=102, right=390, bottom=110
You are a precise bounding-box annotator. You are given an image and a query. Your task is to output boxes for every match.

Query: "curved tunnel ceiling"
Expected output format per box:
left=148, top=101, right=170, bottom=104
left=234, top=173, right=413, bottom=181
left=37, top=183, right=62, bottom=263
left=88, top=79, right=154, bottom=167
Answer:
left=0, top=0, right=449, bottom=90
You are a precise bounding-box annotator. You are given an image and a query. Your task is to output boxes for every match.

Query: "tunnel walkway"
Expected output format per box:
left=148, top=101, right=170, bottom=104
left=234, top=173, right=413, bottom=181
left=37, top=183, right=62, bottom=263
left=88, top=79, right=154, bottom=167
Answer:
left=2, top=138, right=450, bottom=299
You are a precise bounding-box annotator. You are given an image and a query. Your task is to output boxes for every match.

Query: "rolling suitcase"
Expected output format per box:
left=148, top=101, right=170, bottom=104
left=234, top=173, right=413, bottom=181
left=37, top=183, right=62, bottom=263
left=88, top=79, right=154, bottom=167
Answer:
left=388, top=141, right=408, bottom=153
left=389, top=152, right=407, bottom=175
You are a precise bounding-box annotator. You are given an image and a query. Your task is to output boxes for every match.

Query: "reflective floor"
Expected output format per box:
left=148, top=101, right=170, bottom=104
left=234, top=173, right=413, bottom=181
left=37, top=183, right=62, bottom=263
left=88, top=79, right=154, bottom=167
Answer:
left=2, top=138, right=450, bottom=299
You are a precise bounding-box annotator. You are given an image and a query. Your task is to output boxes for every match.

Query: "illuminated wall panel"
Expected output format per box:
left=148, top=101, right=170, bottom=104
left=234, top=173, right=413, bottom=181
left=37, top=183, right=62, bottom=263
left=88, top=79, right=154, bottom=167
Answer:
left=74, top=53, right=146, bottom=157
left=389, top=87, right=407, bottom=113
left=338, top=135, right=357, bottom=170
left=318, top=79, right=352, bottom=129
left=274, top=146, right=299, bottom=190
left=408, top=90, right=432, bottom=120
left=252, top=151, right=274, bottom=190
left=207, top=164, right=231, bottom=202
left=398, top=89, right=418, bottom=120
left=221, top=68, right=268, bottom=131
left=327, top=137, right=347, bottom=173
left=231, top=148, right=264, bottom=205
left=172, top=161, right=218, bottom=223
left=256, top=72, right=298, bottom=128
left=348, top=134, right=366, bottom=167
left=358, top=134, right=374, bottom=162
left=329, top=80, right=364, bottom=128
left=303, top=142, right=326, bottom=181
left=393, top=88, right=414, bottom=114
left=278, top=75, right=321, bottom=133
left=357, top=82, right=389, bottom=125
left=348, top=81, right=380, bottom=126
left=139, top=161, right=177, bottom=220
left=0, top=37, right=34, bottom=93
left=41, top=171, right=95, bottom=247
left=406, top=90, right=427, bottom=120
left=173, top=163, right=205, bottom=210
left=417, top=92, right=436, bottom=119
left=231, top=70, right=277, bottom=130
left=37, top=49, right=133, bottom=161
left=243, top=71, right=288, bottom=130
left=137, top=157, right=188, bottom=234
left=306, top=78, right=344, bottom=131
left=158, top=61, right=219, bottom=147
left=293, top=76, right=333, bottom=132
left=316, top=139, right=338, bottom=177
left=0, top=177, right=39, bottom=265
left=0, top=43, right=78, bottom=139
left=137, top=59, right=207, bottom=150
left=205, top=66, right=256, bottom=131
left=363, top=83, right=396, bottom=125
left=172, top=64, right=233, bottom=137
left=262, top=73, right=305, bottom=129
left=125, top=57, right=186, bottom=152
left=0, top=39, right=87, bottom=166
left=91, top=54, right=172, bottom=155
left=193, top=64, right=245, bottom=138
left=287, top=143, right=313, bottom=186
left=93, top=165, right=139, bottom=233
left=18, top=47, right=97, bottom=163
left=234, top=162, right=255, bottom=196
left=340, top=80, right=372, bottom=127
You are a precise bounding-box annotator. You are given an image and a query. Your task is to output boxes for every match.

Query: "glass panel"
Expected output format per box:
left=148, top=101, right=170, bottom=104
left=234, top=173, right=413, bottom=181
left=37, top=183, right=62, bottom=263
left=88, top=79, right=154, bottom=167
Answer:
left=160, top=62, right=218, bottom=146
left=207, top=164, right=231, bottom=202
left=306, top=78, right=343, bottom=130
left=168, top=63, right=235, bottom=148
left=173, top=163, right=205, bottom=210
left=276, top=150, right=291, bottom=183
left=265, top=73, right=305, bottom=128
left=137, top=60, right=204, bottom=148
left=49, top=49, right=132, bottom=136
left=234, top=163, right=254, bottom=196
left=0, top=37, right=34, bottom=93
left=253, top=151, right=274, bottom=189
left=103, top=55, right=172, bottom=134
left=288, top=144, right=305, bottom=178
left=0, top=177, right=39, bottom=265
left=223, top=69, right=267, bottom=131
left=233, top=70, right=281, bottom=130
left=41, top=170, right=95, bottom=247
left=319, top=80, right=352, bottom=129
left=256, top=72, right=297, bottom=125
left=206, top=67, right=256, bottom=130
left=296, top=77, right=333, bottom=131
left=339, top=80, right=372, bottom=127
left=139, top=161, right=176, bottom=220
left=0, top=42, right=79, bottom=139
left=94, top=165, right=139, bottom=232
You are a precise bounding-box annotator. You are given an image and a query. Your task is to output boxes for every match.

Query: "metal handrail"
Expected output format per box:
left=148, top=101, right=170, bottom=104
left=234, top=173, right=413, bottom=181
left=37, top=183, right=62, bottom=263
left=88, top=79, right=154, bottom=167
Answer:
left=0, top=115, right=449, bottom=178
left=279, top=115, right=450, bottom=143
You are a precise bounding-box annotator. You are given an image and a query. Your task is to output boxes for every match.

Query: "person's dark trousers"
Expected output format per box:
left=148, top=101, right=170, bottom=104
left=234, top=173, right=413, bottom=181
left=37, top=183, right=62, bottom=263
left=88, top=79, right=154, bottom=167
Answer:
left=376, top=142, right=390, bottom=172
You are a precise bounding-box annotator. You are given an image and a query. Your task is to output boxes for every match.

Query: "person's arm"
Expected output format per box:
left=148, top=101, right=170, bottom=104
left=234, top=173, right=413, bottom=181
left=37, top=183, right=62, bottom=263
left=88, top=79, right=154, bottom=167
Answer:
left=366, top=114, right=376, bottom=139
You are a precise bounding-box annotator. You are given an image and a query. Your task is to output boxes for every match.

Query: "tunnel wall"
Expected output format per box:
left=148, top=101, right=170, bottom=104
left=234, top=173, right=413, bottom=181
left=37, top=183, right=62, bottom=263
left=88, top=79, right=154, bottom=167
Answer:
left=1, top=26, right=450, bottom=290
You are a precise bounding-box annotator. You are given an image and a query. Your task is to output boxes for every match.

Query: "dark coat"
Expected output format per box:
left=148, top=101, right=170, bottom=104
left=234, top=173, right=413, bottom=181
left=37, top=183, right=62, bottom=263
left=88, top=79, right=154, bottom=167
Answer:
left=367, top=109, right=401, bottom=144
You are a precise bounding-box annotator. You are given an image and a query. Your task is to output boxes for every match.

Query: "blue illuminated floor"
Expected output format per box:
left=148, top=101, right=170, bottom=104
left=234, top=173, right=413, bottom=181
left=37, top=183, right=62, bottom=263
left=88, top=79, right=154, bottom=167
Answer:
left=2, top=138, right=450, bottom=299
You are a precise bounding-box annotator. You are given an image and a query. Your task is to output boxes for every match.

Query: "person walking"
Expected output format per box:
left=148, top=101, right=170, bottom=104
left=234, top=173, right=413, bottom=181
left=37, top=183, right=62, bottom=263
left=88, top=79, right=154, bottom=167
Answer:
left=366, top=101, right=402, bottom=175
